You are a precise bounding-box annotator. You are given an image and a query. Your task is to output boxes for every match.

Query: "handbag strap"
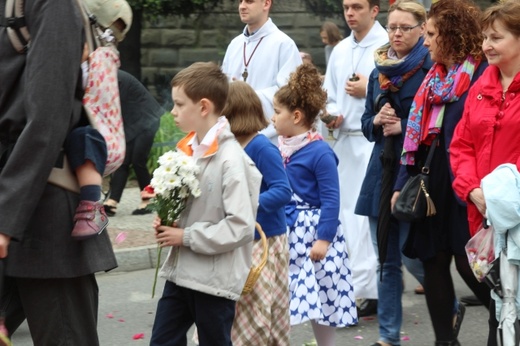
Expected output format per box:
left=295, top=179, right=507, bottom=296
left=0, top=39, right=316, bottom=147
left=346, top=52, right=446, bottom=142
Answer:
left=421, top=136, right=439, bottom=174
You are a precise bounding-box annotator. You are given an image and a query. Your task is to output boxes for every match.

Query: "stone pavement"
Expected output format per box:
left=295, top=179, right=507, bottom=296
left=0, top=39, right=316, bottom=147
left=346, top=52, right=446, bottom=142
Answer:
left=104, top=187, right=493, bottom=345
left=105, top=186, right=160, bottom=272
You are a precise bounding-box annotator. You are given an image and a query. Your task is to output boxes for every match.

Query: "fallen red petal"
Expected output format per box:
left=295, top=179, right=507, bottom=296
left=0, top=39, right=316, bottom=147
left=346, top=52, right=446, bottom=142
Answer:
left=106, top=313, right=114, bottom=319
left=133, top=333, right=145, bottom=340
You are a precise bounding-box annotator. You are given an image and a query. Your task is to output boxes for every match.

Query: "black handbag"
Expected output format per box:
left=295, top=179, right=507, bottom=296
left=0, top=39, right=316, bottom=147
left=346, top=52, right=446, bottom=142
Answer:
left=392, top=137, right=438, bottom=222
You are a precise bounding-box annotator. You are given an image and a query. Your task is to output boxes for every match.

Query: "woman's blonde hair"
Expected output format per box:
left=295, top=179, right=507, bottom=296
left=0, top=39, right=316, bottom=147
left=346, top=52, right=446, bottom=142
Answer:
left=388, top=0, right=427, bottom=24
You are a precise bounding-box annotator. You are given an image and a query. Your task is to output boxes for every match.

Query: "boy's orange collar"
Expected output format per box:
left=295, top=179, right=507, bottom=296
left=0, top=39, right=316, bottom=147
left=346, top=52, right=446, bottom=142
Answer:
left=177, top=131, right=219, bottom=158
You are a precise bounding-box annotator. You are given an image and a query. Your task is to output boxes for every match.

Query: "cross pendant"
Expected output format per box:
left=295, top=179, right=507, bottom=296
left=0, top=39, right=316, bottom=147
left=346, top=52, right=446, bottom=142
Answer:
left=242, top=69, right=248, bottom=82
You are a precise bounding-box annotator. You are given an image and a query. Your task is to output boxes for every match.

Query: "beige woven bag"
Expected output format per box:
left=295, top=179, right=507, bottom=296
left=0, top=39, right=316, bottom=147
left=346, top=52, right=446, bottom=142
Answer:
left=241, top=223, right=269, bottom=295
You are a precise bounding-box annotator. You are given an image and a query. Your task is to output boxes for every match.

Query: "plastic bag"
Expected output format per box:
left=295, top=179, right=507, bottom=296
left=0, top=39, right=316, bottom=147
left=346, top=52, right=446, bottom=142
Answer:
left=465, top=223, right=495, bottom=282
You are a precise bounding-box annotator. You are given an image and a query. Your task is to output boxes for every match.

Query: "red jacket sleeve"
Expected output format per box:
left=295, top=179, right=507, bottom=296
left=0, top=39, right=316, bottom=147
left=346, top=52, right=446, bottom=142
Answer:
left=449, top=88, right=481, bottom=203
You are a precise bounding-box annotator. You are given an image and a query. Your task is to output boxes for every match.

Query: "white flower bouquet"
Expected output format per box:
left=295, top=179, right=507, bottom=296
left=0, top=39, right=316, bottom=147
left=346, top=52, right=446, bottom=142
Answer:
left=147, top=150, right=201, bottom=297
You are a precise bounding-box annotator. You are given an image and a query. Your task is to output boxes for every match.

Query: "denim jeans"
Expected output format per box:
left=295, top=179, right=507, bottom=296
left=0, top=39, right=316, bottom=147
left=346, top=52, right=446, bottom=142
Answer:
left=65, top=126, right=107, bottom=175
left=369, top=216, right=424, bottom=345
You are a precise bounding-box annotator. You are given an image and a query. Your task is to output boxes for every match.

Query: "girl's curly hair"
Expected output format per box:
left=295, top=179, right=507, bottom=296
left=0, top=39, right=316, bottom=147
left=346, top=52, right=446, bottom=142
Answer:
left=428, top=0, right=485, bottom=63
left=274, top=64, right=327, bottom=129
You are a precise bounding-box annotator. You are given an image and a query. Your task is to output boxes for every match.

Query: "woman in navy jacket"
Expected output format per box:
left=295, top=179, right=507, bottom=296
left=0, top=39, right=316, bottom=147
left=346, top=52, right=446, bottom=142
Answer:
left=391, top=1, right=493, bottom=345
left=355, top=2, right=431, bottom=346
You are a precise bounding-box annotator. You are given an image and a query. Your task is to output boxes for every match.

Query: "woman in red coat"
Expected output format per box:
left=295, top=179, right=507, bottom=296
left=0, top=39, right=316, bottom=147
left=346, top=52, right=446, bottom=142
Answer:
left=451, top=0, right=520, bottom=238
left=450, top=0, right=520, bottom=344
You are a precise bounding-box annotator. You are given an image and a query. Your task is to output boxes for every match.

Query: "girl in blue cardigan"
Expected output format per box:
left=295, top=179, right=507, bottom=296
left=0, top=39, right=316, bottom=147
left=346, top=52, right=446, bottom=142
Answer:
left=273, top=64, right=358, bottom=345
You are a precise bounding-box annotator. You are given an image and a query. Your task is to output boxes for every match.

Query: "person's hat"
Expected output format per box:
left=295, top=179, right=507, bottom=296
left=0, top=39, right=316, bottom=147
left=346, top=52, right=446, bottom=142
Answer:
left=83, top=0, right=133, bottom=42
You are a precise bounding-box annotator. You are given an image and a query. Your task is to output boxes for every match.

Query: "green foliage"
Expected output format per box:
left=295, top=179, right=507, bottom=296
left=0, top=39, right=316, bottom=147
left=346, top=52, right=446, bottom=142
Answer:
left=147, top=112, right=186, bottom=173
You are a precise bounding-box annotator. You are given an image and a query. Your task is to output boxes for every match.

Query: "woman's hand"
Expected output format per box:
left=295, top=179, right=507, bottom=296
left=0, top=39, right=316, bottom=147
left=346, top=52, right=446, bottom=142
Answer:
left=374, top=103, right=400, bottom=135
left=469, top=188, right=487, bottom=216
left=391, top=191, right=400, bottom=212
left=310, top=240, right=330, bottom=261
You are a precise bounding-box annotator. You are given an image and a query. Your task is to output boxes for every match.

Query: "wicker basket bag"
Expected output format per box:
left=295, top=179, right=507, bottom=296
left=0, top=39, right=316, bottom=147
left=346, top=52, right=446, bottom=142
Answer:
left=241, top=223, right=269, bottom=295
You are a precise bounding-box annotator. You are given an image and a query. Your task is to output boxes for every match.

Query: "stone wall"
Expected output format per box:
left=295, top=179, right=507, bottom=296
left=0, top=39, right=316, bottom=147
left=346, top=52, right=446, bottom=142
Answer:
left=139, top=0, right=492, bottom=105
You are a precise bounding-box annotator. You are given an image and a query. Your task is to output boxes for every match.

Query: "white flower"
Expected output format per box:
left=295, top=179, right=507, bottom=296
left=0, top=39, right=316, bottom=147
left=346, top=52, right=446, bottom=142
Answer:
left=150, top=149, right=201, bottom=207
left=149, top=149, right=202, bottom=298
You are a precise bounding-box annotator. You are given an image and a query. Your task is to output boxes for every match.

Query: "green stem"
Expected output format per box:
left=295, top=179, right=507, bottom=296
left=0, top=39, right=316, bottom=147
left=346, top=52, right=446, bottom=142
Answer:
left=151, top=245, right=163, bottom=298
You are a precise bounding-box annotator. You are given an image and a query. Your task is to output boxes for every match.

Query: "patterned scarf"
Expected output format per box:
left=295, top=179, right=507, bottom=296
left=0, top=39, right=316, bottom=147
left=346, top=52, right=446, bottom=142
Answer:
left=401, top=56, right=480, bottom=165
left=375, top=37, right=428, bottom=92
left=278, top=130, right=323, bottom=165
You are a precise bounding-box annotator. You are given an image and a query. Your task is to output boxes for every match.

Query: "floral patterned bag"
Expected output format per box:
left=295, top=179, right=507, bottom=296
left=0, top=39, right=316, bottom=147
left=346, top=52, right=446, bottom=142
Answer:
left=83, top=45, right=125, bottom=176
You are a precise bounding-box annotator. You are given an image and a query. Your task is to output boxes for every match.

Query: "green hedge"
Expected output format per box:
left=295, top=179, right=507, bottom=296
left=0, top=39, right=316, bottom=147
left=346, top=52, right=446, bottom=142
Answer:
left=146, top=112, right=186, bottom=173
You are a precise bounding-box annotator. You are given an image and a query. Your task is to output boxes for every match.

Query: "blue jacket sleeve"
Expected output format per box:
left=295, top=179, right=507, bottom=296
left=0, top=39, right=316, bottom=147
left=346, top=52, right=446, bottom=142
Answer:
left=361, top=68, right=383, bottom=143
left=255, top=143, right=292, bottom=213
left=314, top=148, right=340, bottom=242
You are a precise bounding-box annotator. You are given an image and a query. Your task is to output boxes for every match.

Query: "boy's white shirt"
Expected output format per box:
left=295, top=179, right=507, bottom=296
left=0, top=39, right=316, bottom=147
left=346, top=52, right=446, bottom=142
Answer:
left=189, top=116, right=227, bottom=159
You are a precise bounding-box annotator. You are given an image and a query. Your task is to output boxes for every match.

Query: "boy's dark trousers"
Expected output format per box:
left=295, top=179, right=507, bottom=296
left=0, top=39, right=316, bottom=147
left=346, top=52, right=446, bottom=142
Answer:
left=150, top=280, right=235, bottom=346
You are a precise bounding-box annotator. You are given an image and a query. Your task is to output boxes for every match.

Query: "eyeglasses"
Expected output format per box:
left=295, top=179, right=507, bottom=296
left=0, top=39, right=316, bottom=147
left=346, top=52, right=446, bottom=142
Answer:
left=385, top=23, right=421, bottom=33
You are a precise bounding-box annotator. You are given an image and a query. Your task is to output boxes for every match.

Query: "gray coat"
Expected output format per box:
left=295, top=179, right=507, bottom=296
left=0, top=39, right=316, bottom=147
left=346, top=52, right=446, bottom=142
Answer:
left=0, top=0, right=117, bottom=277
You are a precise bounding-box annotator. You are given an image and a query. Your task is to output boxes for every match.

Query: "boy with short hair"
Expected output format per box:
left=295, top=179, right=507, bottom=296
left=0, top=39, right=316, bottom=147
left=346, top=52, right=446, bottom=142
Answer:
left=150, top=62, right=261, bottom=346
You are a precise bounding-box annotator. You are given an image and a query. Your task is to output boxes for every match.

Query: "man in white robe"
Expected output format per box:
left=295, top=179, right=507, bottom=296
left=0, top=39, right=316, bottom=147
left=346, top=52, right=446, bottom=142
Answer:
left=222, top=0, right=302, bottom=140
left=321, top=0, right=388, bottom=313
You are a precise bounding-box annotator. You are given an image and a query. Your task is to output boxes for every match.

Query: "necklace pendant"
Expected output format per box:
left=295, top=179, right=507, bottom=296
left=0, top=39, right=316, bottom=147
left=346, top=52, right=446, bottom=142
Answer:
left=349, top=73, right=360, bottom=82
left=242, top=69, right=248, bottom=82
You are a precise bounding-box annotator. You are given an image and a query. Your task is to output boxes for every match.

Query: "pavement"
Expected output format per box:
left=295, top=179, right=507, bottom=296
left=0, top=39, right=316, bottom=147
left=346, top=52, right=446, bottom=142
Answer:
left=7, top=186, right=492, bottom=345
left=101, top=187, right=493, bottom=345
left=105, top=186, right=160, bottom=272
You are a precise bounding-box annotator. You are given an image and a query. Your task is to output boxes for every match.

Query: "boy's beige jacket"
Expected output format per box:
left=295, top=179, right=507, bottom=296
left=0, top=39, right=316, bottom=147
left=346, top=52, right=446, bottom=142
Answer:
left=159, top=125, right=261, bottom=301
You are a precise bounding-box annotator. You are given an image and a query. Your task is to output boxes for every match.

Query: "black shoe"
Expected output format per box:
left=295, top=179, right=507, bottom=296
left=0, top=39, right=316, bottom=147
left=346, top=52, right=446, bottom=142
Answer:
left=132, top=207, right=152, bottom=215
left=103, top=204, right=117, bottom=216
left=435, top=341, right=460, bottom=346
left=357, top=299, right=378, bottom=317
left=460, top=295, right=483, bottom=306
left=453, top=303, right=465, bottom=340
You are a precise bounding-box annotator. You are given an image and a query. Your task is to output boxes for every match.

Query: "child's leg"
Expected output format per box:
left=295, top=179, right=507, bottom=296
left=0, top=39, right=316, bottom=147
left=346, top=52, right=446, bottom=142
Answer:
left=194, top=290, right=235, bottom=346
left=76, top=160, right=103, bottom=201
left=150, top=281, right=194, bottom=346
left=65, top=126, right=108, bottom=239
left=311, top=321, right=336, bottom=346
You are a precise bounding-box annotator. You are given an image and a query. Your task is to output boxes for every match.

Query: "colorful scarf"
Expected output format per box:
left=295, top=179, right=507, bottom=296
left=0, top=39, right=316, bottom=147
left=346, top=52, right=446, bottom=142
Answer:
left=401, top=56, right=480, bottom=165
left=278, top=130, right=323, bottom=165
left=375, top=37, right=428, bottom=92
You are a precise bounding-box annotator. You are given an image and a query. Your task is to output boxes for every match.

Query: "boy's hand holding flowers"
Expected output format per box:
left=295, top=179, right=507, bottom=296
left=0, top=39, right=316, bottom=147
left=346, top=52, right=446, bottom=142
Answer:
left=147, top=150, right=201, bottom=297
left=153, top=217, right=184, bottom=247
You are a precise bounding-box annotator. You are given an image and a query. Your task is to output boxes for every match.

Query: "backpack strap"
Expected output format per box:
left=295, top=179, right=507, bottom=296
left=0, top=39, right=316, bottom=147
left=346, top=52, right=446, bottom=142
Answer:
left=2, top=0, right=30, bottom=53
left=1, top=0, right=104, bottom=54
